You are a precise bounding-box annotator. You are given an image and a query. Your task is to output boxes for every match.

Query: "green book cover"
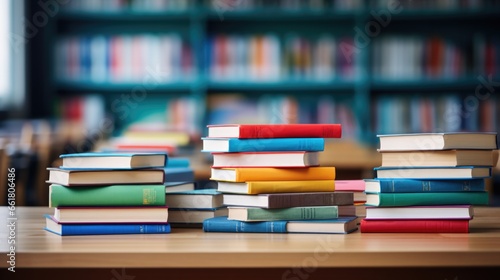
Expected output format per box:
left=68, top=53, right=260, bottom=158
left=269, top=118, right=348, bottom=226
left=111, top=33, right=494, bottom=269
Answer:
left=366, top=192, right=489, bottom=207
left=49, top=184, right=166, bottom=207
left=228, top=206, right=339, bottom=222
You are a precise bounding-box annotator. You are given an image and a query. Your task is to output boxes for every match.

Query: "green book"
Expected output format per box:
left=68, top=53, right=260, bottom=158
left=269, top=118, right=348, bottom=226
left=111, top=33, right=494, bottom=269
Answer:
left=49, top=184, right=166, bottom=207
left=365, top=192, right=489, bottom=207
left=227, top=206, right=340, bottom=222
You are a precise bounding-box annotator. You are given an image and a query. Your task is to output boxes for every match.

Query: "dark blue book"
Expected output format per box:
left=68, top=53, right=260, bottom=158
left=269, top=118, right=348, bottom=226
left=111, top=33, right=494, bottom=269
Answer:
left=201, top=138, right=324, bottom=152
left=364, top=179, right=486, bottom=193
left=164, top=167, right=195, bottom=183
left=44, top=215, right=171, bottom=236
left=202, top=216, right=357, bottom=234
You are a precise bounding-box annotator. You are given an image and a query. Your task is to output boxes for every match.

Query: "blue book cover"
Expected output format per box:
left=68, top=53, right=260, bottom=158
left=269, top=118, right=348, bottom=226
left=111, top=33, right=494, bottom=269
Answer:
left=364, top=178, right=486, bottom=193
left=44, top=215, right=171, bottom=236
left=164, top=167, right=195, bottom=183
left=203, top=216, right=287, bottom=233
left=167, top=157, right=190, bottom=168
left=202, top=138, right=325, bottom=152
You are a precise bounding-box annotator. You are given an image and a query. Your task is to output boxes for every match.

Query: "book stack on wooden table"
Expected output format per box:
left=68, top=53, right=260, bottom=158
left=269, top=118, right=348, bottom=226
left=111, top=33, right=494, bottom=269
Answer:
left=361, top=132, right=497, bottom=233
left=44, top=152, right=171, bottom=236
left=200, top=124, right=358, bottom=234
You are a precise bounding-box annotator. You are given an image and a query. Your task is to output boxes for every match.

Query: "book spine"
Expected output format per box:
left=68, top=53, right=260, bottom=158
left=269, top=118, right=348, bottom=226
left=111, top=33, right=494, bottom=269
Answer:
left=267, top=192, right=353, bottom=209
left=203, top=218, right=287, bottom=233
left=244, top=206, right=339, bottom=221
left=376, top=192, right=489, bottom=207
left=239, top=124, right=342, bottom=138
left=360, top=219, right=469, bottom=233
left=50, top=185, right=166, bottom=207
left=228, top=138, right=324, bottom=152
left=378, top=179, right=486, bottom=193
left=248, top=180, right=335, bottom=195
left=59, top=223, right=171, bottom=236
left=235, top=167, right=336, bottom=182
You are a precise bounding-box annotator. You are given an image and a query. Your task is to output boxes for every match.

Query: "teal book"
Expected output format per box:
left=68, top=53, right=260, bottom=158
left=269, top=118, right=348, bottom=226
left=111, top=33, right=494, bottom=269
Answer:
left=59, top=152, right=168, bottom=169
left=365, top=192, right=489, bottom=207
left=201, top=137, right=324, bottom=152
left=227, top=206, right=339, bottom=222
left=44, top=215, right=171, bottom=236
left=364, top=179, right=486, bottom=193
left=203, top=216, right=358, bottom=234
left=167, top=157, right=190, bottom=168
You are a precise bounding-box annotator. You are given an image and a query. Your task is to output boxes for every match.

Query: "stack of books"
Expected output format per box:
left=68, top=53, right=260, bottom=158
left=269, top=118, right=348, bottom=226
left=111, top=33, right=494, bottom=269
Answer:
left=164, top=157, right=196, bottom=193
left=334, top=180, right=367, bottom=222
left=44, top=152, right=171, bottom=236
left=200, top=124, right=358, bottom=234
left=361, top=132, right=497, bottom=233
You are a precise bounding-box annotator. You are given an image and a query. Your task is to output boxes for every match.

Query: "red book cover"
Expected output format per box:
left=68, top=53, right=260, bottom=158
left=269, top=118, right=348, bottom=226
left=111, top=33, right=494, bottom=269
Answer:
left=207, top=124, right=342, bottom=138
left=360, top=219, right=469, bottom=233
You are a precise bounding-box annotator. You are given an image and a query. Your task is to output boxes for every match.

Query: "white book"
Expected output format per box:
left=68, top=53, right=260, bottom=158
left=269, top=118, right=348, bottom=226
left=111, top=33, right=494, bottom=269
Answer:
left=365, top=205, right=474, bottom=220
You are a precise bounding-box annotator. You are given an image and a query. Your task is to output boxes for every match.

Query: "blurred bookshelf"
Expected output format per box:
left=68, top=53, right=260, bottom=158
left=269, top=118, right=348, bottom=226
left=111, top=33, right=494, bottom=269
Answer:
left=26, top=0, right=500, bottom=177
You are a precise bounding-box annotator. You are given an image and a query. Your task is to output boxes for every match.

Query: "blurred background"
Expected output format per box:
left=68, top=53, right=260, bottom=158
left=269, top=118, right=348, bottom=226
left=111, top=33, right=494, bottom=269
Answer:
left=1, top=0, right=499, bottom=206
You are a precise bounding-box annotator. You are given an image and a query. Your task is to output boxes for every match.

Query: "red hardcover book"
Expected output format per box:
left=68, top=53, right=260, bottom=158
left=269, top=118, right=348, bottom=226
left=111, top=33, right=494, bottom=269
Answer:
left=360, top=219, right=469, bottom=233
left=207, top=124, right=342, bottom=138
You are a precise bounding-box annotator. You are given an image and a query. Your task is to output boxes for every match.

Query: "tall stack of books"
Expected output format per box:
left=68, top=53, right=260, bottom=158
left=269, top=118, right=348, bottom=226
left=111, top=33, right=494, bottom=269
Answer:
left=200, top=124, right=358, bottom=234
left=44, top=152, right=171, bottom=236
left=361, top=132, right=497, bottom=233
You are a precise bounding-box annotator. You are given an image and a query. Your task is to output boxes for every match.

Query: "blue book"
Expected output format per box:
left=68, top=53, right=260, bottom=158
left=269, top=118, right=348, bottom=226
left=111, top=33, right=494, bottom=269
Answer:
left=201, top=138, right=324, bottom=152
left=59, top=152, right=168, bottom=169
left=44, top=215, right=171, bottom=236
left=203, top=216, right=358, bottom=234
left=164, top=167, right=195, bottom=183
left=364, top=179, right=486, bottom=193
left=167, top=157, right=191, bottom=168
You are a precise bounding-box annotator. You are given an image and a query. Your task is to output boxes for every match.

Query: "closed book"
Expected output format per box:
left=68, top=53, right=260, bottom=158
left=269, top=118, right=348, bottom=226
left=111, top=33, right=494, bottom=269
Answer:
left=164, top=167, right=195, bottom=183
left=217, top=180, right=335, bottom=195
left=49, top=184, right=166, bottom=207
left=364, top=178, right=485, bottom=193
left=167, top=207, right=228, bottom=224
left=53, top=206, right=169, bottom=223
left=334, top=180, right=365, bottom=192
left=165, top=189, right=223, bottom=209
left=365, top=192, right=489, bottom=207
left=212, top=152, right=320, bottom=168
left=223, top=192, right=354, bottom=209
left=167, top=157, right=190, bottom=168
left=380, top=150, right=494, bottom=167
left=202, top=137, right=324, bottom=152
left=59, top=152, right=167, bottom=169
left=207, top=124, right=342, bottom=139
left=228, top=206, right=343, bottom=222
left=335, top=191, right=366, bottom=203
left=374, top=166, right=491, bottom=179
left=365, top=205, right=474, bottom=220
left=360, top=219, right=469, bottom=233
left=377, top=132, right=497, bottom=151
left=164, top=182, right=196, bottom=193
left=44, top=215, right=171, bottom=236
left=203, top=216, right=358, bottom=234
left=211, top=167, right=335, bottom=182
left=46, top=167, right=165, bottom=186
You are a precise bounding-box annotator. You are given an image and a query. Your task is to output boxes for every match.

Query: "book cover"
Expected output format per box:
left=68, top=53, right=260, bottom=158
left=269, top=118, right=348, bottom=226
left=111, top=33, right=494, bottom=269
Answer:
left=365, top=205, right=473, bottom=220
left=49, top=184, right=166, bottom=207
left=165, top=189, right=223, bottom=209
left=360, top=219, right=469, bottom=233
left=380, top=150, right=494, bottom=167
left=377, top=132, right=498, bottom=151
left=207, top=124, right=342, bottom=139
left=59, top=152, right=168, bottom=169
left=374, top=166, right=491, bottom=179
left=164, top=167, right=195, bottom=183
left=227, top=206, right=340, bottom=222
left=44, top=215, right=171, bottom=236
left=217, top=180, right=335, bottom=195
left=211, top=166, right=336, bottom=182
left=202, top=137, right=324, bottom=152
left=46, top=167, right=165, bottom=186
left=334, top=180, right=366, bottom=191
left=54, top=206, right=169, bottom=223
left=364, top=178, right=485, bottom=193
left=167, top=207, right=228, bottom=224
left=365, top=192, right=489, bottom=207
left=211, top=151, right=320, bottom=168
left=223, top=192, right=354, bottom=209
left=166, top=157, right=191, bottom=168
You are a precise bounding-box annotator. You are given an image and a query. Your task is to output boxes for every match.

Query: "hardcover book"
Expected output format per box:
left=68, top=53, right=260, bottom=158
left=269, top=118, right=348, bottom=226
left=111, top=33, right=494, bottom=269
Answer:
left=227, top=206, right=342, bottom=222
left=364, top=178, right=485, bottom=193
left=334, top=180, right=366, bottom=192
left=377, top=132, right=497, bottom=151
left=207, top=124, right=342, bottom=139
left=165, top=189, right=223, bottom=209
left=167, top=207, right=228, bottom=224
left=53, top=206, right=169, bottom=223
left=203, top=216, right=358, bottom=234
left=46, top=167, right=165, bottom=186
left=365, top=192, right=489, bottom=207
left=380, top=150, right=494, bottom=167
left=211, top=167, right=336, bottom=182
left=59, top=152, right=168, bottom=169
left=201, top=137, right=324, bottom=152
left=211, top=152, right=320, bottom=168
left=164, top=167, right=195, bottom=183
left=217, top=180, right=335, bottom=195
left=49, top=184, right=166, bottom=207
left=364, top=205, right=474, bottom=220
left=222, top=192, right=354, bottom=209
left=44, top=215, right=171, bottom=236
left=374, top=166, right=491, bottom=179
left=360, top=219, right=469, bottom=233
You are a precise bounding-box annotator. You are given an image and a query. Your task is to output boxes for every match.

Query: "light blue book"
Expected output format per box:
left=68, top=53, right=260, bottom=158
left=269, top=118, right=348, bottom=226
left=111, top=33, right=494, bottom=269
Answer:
left=201, top=138, right=324, bottom=152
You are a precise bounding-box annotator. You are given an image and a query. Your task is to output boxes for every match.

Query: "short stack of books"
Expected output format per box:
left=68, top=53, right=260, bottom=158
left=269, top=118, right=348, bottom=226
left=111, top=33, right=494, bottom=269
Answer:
left=200, top=124, right=358, bottom=234
left=360, top=132, right=497, bottom=233
left=44, top=152, right=171, bottom=236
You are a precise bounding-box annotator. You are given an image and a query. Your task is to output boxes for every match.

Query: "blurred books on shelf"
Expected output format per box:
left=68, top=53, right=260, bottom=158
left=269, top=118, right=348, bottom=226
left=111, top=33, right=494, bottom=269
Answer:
left=63, top=0, right=194, bottom=11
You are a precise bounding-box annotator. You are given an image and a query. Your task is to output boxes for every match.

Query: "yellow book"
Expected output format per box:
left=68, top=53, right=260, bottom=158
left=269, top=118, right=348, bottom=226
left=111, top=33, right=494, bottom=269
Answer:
left=217, top=180, right=335, bottom=195
left=211, top=167, right=336, bottom=182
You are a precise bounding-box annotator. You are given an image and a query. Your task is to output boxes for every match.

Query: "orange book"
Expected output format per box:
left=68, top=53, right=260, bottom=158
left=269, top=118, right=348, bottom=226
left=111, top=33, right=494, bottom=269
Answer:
left=210, top=167, right=336, bottom=182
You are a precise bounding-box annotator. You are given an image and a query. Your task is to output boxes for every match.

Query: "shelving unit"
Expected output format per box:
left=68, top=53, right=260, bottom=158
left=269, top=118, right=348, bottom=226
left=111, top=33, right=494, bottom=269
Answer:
left=28, top=0, right=500, bottom=147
